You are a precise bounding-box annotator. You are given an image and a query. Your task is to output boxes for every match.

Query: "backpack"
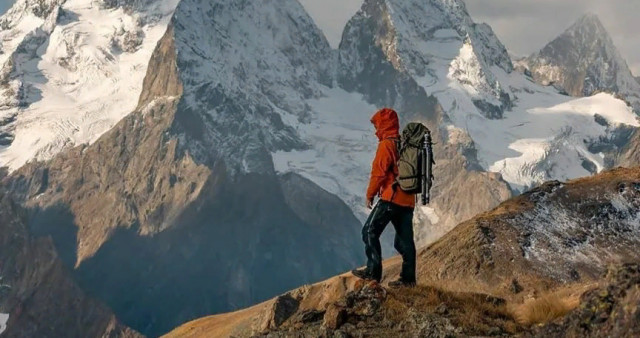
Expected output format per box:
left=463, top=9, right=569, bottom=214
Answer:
left=395, top=123, right=435, bottom=205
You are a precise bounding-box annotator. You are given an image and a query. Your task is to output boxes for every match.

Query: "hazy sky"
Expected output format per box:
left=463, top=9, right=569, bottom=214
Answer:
left=1, top=0, right=638, bottom=74
left=0, top=0, right=11, bottom=15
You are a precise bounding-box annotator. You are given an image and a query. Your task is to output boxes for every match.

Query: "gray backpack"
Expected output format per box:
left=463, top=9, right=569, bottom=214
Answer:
left=395, top=123, right=434, bottom=205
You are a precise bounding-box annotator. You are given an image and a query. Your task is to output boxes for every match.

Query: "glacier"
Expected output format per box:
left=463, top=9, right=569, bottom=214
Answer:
left=0, top=0, right=180, bottom=170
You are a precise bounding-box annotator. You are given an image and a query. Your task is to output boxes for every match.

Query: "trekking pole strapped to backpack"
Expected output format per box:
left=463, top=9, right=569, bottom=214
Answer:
left=421, top=130, right=433, bottom=206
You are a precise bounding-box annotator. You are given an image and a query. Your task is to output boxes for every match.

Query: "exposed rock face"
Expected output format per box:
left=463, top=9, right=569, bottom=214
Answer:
left=617, top=129, right=640, bottom=168
left=5, top=2, right=363, bottom=336
left=524, top=14, right=640, bottom=112
left=0, top=191, right=139, bottom=338
left=535, top=263, right=640, bottom=337
left=169, top=0, right=334, bottom=173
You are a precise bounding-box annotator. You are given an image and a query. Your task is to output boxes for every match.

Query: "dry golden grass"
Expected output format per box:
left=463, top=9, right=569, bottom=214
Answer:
left=512, top=294, right=577, bottom=326
left=385, top=285, right=519, bottom=335
left=510, top=283, right=597, bottom=326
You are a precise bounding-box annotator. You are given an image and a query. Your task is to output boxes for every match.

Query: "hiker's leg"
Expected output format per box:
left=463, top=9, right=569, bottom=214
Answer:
left=391, top=206, right=416, bottom=283
left=362, top=201, right=392, bottom=281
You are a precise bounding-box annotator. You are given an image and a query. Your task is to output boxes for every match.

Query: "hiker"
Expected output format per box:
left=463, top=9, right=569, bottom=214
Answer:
left=352, top=108, right=418, bottom=288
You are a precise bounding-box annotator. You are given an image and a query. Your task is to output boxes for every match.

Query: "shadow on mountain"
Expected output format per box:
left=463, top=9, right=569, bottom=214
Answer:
left=25, top=171, right=362, bottom=337
left=28, top=203, right=78, bottom=269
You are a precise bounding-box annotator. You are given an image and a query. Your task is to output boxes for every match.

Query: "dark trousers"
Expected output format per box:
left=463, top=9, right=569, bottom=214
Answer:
left=362, top=200, right=416, bottom=283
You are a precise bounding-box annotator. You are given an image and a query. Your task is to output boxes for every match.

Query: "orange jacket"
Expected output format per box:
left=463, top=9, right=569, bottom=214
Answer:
left=366, top=108, right=415, bottom=208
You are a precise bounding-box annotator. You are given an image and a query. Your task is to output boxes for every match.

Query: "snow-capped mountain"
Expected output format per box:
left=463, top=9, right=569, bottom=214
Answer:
left=0, top=0, right=179, bottom=170
left=339, top=1, right=636, bottom=191
left=169, top=0, right=334, bottom=174
left=2, top=0, right=640, bottom=336
left=523, top=13, right=640, bottom=112
left=2, top=0, right=637, bottom=238
left=276, top=0, right=638, bottom=244
left=4, top=0, right=363, bottom=336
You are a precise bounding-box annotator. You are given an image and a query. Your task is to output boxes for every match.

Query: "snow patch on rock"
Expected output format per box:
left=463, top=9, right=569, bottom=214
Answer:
left=0, top=313, right=8, bottom=335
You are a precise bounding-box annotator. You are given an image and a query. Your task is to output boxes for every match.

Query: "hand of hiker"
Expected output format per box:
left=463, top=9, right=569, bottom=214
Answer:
left=366, top=198, right=374, bottom=210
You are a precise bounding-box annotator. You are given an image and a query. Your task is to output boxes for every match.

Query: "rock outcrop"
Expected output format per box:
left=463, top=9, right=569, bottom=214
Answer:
left=617, top=129, right=640, bottom=167
left=535, top=263, right=640, bottom=337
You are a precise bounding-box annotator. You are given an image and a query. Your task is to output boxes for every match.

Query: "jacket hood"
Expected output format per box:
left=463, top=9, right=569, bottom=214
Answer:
left=371, top=108, right=400, bottom=140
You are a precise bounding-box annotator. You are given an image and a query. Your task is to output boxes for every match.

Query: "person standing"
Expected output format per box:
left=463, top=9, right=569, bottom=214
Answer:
left=352, top=108, right=417, bottom=288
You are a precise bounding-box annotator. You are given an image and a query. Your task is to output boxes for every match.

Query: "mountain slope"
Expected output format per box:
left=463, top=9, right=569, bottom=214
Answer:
left=0, top=189, right=139, bottom=337
left=0, top=0, right=180, bottom=170
left=166, top=166, right=640, bottom=337
left=4, top=1, right=364, bottom=336
left=2, top=1, right=640, bottom=336
left=523, top=13, right=640, bottom=112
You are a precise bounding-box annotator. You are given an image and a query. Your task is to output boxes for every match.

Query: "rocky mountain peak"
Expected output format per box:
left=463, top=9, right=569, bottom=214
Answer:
left=339, top=0, right=513, bottom=120
left=355, top=0, right=513, bottom=74
left=571, top=12, right=606, bottom=33
left=559, top=13, right=619, bottom=60
left=524, top=13, right=640, bottom=110
left=165, top=0, right=335, bottom=174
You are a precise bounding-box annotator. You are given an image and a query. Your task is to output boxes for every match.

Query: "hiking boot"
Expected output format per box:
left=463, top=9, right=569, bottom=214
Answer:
left=352, top=268, right=375, bottom=281
left=388, top=279, right=416, bottom=288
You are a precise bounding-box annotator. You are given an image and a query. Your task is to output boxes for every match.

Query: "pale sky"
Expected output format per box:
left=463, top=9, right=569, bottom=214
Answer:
left=0, top=0, right=10, bottom=14
left=1, top=0, right=638, bottom=74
